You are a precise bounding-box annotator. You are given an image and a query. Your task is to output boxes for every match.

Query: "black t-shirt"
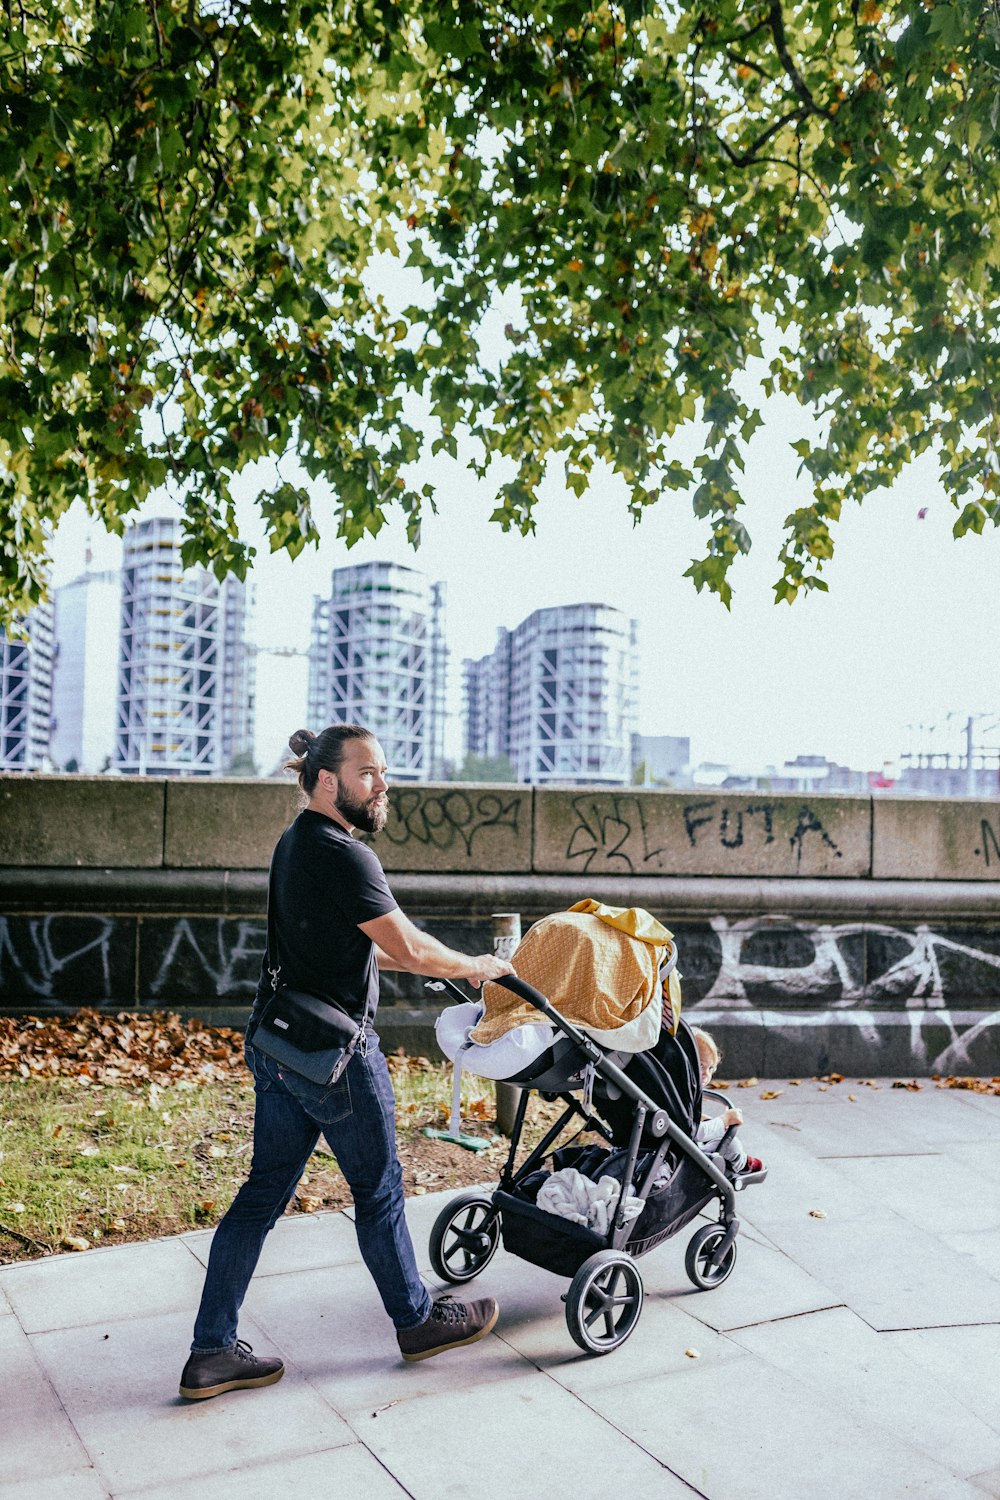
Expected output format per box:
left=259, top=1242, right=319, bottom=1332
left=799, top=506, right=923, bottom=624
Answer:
left=252, top=809, right=398, bottom=1025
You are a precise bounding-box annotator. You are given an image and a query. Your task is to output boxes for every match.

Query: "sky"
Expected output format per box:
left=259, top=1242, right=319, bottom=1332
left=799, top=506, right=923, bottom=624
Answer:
left=50, top=375, right=1000, bottom=783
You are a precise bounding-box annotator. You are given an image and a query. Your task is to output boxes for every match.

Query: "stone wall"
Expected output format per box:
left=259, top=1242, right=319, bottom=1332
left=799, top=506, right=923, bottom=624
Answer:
left=2, top=776, right=1000, bottom=1074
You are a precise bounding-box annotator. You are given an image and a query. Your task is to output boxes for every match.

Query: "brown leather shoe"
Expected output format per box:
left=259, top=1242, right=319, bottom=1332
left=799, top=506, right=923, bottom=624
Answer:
left=397, top=1295, right=499, bottom=1362
left=179, top=1340, right=284, bottom=1400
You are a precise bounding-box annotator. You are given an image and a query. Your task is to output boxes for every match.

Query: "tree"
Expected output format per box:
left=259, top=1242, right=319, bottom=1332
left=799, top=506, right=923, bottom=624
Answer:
left=2, top=1, right=998, bottom=626
left=226, top=748, right=259, bottom=776
left=454, top=751, right=518, bottom=783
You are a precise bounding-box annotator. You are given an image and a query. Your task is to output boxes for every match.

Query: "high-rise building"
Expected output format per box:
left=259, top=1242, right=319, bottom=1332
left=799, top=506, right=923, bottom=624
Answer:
left=51, top=568, right=121, bottom=772
left=464, top=603, right=638, bottom=784
left=308, top=561, right=447, bottom=781
left=115, top=517, right=255, bottom=776
left=0, top=601, right=54, bottom=771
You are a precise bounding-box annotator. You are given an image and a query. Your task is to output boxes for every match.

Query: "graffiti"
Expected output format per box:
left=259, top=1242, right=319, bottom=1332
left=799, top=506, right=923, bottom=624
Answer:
left=0, top=915, right=128, bottom=1004
left=144, top=918, right=265, bottom=999
left=0, top=915, right=266, bottom=1006
left=565, top=795, right=666, bottom=873
left=383, top=790, right=522, bottom=857
left=683, top=799, right=841, bottom=864
left=683, top=800, right=777, bottom=850
left=563, top=796, right=844, bottom=874
left=680, top=915, right=1000, bottom=1011
left=975, top=818, right=1000, bottom=868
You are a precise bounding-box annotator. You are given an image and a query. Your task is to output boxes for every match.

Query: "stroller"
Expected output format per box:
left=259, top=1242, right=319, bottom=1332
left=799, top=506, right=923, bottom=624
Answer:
left=428, top=973, right=764, bottom=1356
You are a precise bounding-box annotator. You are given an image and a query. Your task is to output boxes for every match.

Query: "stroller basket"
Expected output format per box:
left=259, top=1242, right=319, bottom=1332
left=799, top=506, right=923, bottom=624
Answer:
left=494, top=1189, right=608, bottom=1278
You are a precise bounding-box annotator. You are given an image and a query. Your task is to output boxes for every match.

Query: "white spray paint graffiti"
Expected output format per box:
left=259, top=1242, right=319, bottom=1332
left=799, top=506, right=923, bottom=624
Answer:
left=693, top=915, right=1000, bottom=1010
left=147, top=918, right=265, bottom=998
left=0, top=915, right=115, bottom=998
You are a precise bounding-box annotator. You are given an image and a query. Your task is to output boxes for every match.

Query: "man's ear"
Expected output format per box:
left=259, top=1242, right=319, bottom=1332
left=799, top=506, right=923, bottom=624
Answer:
left=318, top=768, right=337, bottom=794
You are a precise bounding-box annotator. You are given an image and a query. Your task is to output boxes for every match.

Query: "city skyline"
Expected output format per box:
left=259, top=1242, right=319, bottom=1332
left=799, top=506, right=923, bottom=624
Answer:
left=42, top=375, right=1000, bottom=784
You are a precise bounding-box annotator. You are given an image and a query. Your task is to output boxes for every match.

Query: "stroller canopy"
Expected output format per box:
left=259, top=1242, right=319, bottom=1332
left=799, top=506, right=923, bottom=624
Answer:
left=472, top=903, right=677, bottom=1054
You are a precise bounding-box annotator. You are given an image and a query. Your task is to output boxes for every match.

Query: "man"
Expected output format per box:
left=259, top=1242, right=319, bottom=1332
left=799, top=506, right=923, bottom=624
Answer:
left=179, top=724, right=514, bottom=1400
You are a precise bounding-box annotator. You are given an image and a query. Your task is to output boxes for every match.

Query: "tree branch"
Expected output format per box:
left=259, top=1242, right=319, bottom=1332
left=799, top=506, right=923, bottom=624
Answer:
left=768, top=1, right=836, bottom=120
left=718, top=105, right=808, bottom=167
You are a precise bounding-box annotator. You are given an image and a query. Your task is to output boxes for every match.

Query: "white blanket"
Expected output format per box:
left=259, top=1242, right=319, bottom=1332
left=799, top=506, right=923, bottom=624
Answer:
left=536, top=1167, right=644, bottom=1237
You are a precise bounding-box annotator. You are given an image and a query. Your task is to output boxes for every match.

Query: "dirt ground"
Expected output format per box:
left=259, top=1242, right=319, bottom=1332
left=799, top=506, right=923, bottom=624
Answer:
left=299, top=1127, right=513, bottom=1214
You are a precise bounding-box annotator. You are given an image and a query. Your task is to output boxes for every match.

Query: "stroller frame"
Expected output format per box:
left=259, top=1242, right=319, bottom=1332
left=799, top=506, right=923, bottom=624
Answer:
left=428, top=975, right=753, bottom=1355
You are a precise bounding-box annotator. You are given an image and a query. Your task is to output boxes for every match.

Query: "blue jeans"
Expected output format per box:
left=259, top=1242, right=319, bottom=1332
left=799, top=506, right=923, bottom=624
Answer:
left=190, top=1033, right=432, bottom=1353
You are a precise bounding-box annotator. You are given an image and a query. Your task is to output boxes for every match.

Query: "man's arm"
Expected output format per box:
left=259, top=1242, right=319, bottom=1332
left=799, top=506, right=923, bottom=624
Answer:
left=361, top=909, right=514, bottom=989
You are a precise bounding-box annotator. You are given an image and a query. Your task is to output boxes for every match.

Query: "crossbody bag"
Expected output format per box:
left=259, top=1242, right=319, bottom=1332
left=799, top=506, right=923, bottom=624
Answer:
left=246, top=873, right=374, bottom=1086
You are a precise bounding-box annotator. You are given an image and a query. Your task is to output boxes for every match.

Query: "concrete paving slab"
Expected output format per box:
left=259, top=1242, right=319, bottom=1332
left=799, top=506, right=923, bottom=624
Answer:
left=830, top=1152, right=1000, bottom=1234
left=500, top=1277, right=745, bottom=1393
left=720, top=1121, right=890, bottom=1227
left=0, top=1315, right=96, bottom=1489
left=244, top=1256, right=530, bottom=1421
left=352, top=1368, right=698, bottom=1500
left=886, top=1326, right=1000, bottom=1434
left=27, top=1310, right=355, bottom=1496
left=772, top=1210, right=1000, bottom=1329
left=730, top=1305, right=1000, bottom=1479
left=0, top=1471, right=110, bottom=1500
left=663, top=1228, right=844, bottom=1334
left=941, top=1091, right=1000, bottom=1125
left=1, top=1239, right=207, bottom=1334
left=589, top=1349, right=980, bottom=1500
left=745, top=1086, right=943, bottom=1158
left=114, top=1440, right=409, bottom=1500
left=948, top=1138, right=1000, bottom=1174
left=940, top=1229, right=1000, bottom=1281
left=970, top=1466, right=1000, bottom=1498
left=181, top=1208, right=360, bottom=1276
left=745, top=1079, right=1000, bottom=1150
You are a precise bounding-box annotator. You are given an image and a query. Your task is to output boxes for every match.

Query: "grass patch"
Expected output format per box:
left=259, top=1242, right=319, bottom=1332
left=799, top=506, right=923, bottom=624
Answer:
left=1, top=1058, right=562, bottom=1264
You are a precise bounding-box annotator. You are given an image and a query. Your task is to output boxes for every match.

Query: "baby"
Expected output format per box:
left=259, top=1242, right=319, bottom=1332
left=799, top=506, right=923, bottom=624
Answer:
left=690, top=1026, right=765, bottom=1177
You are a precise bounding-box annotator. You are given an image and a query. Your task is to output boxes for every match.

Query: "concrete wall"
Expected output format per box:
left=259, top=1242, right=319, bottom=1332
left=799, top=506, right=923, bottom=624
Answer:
left=2, top=776, right=1000, bottom=1075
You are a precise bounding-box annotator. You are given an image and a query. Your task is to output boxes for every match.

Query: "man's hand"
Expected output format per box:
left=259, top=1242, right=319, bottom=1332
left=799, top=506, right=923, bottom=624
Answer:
left=459, top=954, right=515, bottom=990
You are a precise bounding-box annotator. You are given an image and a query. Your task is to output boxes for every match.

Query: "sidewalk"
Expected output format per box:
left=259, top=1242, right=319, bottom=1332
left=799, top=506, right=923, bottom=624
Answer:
left=3, top=1079, right=1000, bottom=1500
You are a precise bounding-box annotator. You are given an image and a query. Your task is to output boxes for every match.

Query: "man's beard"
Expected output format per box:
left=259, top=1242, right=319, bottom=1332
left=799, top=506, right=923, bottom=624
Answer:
left=336, top=786, right=389, bottom=835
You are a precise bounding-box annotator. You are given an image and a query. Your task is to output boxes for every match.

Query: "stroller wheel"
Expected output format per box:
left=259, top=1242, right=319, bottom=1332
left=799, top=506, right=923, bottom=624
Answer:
left=429, top=1192, right=501, bottom=1284
left=565, top=1251, right=644, bottom=1356
left=684, top=1223, right=738, bottom=1290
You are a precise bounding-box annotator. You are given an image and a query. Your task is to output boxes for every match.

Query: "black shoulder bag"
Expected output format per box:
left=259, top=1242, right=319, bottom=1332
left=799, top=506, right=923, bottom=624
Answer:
left=246, top=876, right=374, bottom=1086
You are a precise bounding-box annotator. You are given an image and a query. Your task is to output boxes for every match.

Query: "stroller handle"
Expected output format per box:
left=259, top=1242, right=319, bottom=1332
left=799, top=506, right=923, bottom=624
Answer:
left=492, top=975, right=672, bottom=1138
left=493, top=973, right=554, bottom=1016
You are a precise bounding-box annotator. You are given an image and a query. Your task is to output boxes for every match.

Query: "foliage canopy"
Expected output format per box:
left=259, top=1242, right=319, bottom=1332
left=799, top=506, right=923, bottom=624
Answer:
left=2, top=0, right=998, bottom=622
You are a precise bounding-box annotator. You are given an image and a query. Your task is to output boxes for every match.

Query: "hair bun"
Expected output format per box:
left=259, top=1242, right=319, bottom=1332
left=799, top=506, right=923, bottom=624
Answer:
left=288, top=728, right=315, bottom=756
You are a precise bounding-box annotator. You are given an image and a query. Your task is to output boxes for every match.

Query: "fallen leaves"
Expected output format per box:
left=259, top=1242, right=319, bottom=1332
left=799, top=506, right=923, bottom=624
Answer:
left=935, top=1076, right=1000, bottom=1096
left=891, top=1080, right=924, bottom=1092
left=0, top=1010, right=246, bottom=1086
left=809, top=1208, right=828, bottom=1219
left=684, top=1347, right=701, bottom=1359
left=759, top=1089, right=783, bottom=1100
left=61, top=1236, right=91, bottom=1253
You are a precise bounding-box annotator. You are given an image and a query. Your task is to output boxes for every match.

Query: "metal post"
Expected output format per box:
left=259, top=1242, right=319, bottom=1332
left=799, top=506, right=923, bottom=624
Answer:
left=491, top=913, right=522, bottom=1136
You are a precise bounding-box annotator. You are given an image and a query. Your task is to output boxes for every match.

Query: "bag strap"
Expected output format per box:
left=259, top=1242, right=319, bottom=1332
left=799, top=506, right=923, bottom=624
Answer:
left=265, top=858, right=281, bottom=994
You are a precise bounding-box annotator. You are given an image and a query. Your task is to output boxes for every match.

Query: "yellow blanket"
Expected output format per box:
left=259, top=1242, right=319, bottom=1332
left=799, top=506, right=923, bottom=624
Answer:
left=470, top=901, right=681, bottom=1045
